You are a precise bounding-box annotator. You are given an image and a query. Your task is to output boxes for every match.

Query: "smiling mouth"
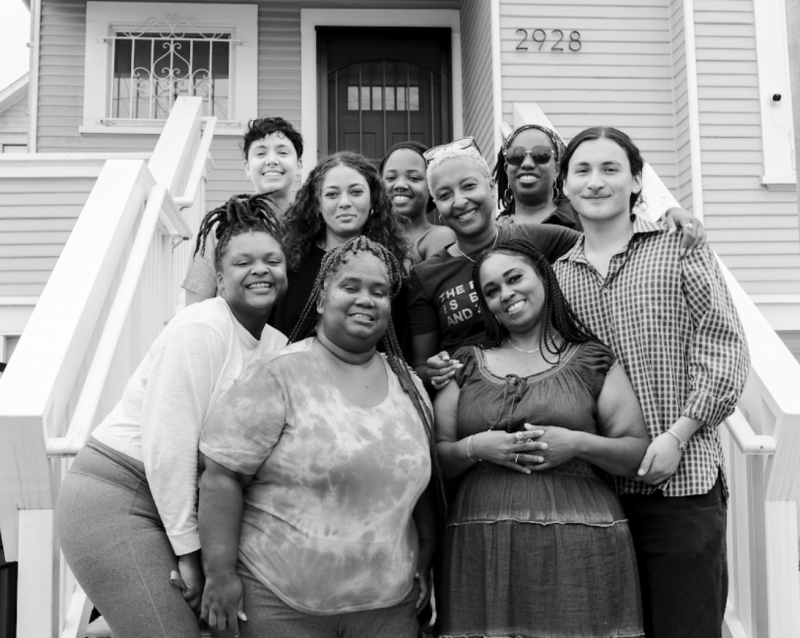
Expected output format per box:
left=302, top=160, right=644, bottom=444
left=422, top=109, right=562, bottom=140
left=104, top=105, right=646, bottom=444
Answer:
left=349, top=313, right=375, bottom=322
left=261, top=171, right=284, bottom=178
left=392, top=195, right=411, bottom=203
left=516, top=174, right=540, bottom=184
left=454, top=209, right=477, bottom=222
left=506, top=300, right=525, bottom=315
left=247, top=281, right=274, bottom=291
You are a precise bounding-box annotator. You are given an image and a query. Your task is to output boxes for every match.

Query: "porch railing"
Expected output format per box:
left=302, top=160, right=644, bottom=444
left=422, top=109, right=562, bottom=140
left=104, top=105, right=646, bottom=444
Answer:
left=511, top=102, right=800, bottom=638
left=0, top=97, right=215, bottom=638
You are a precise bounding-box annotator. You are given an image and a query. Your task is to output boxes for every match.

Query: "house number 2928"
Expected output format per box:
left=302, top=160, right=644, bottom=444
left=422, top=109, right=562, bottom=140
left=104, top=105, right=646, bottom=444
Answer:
left=515, top=29, right=582, bottom=52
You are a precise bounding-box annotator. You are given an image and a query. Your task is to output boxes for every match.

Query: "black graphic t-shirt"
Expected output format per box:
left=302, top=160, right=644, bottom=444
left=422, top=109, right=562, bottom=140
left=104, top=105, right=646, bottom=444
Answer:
left=407, top=223, right=580, bottom=354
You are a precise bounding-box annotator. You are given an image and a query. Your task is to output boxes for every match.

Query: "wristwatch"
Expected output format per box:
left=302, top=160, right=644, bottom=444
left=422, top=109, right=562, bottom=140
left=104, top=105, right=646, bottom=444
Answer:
left=665, top=429, right=688, bottom=453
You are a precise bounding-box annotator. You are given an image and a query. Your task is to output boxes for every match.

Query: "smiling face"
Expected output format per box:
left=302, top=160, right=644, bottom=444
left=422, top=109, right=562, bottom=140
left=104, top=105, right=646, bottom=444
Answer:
left=504, top=128, right=558, bottom=206
left=563, top=137, right=642, bottom=223
left=320, top=165, right=372, bottom=241
left=429, top=158, right=495, bottom=239
left=316, top=253, right=392, bottom=352
left=244, top=133, right=300, bottom=199
left=479, top=252, right=546, bottom=334
left=382, top=148, right=429, bottom=220
left=217, top=230, right=288, bottom=323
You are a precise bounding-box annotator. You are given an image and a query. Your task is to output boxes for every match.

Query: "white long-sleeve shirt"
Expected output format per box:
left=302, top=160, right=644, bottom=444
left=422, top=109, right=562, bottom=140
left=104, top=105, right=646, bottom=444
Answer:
left=92, top=297, right=287, bottom=555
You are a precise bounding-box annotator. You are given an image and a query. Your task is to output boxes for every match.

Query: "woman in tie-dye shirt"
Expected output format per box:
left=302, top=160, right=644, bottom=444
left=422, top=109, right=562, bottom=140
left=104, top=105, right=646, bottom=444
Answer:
left=198, top=237, right=437, bottom=638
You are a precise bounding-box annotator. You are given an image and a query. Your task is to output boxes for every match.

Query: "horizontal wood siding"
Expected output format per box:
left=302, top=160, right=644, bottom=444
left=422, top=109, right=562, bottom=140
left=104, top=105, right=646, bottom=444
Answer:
left=37, top=0, right=457, bottom=209
left=460, top=0, right=495, bottom=160
left=670, top=0, right=693, bottom=211
left=498, top=0, right=679, bottom=194
left=0, top=170, right=96, bottom=296
left=694, top=0, right=800, bottom=295
left=0, top=97, right=29, bottom=134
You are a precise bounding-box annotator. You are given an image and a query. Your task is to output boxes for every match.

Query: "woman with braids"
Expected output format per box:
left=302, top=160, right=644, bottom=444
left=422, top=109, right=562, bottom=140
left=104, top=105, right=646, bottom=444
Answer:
left=434, top=238, right=649, bottom=638
left=271, top=151, right=410, bottom=341
left=379, top=141, right=455, bottom=265
left=199, top=237, right=437, bottom=638
left=56, top=194, right=289, bottom=638
left=182, top=116, right=303, bottom=305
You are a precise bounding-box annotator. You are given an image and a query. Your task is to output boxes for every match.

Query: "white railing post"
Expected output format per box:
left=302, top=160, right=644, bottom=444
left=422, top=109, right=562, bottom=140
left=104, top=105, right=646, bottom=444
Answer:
left=17, top=510, right=57, bottom=638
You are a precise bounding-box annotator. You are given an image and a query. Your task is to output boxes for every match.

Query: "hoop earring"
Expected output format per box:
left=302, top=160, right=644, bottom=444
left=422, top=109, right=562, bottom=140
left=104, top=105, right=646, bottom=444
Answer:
left=504, top=187, right=514, bottom=205
left=552, top=182, right=560, bottom=203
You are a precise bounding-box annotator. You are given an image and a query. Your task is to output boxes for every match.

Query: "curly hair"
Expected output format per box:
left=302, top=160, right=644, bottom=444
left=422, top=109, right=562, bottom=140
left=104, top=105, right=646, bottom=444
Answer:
left=470, top=238, right=598, bottom=363
left=193, top=192, right=285, bottom=271
left=379, top=141, right=436, bottom=215
left=242, top=116, right=303, bottom=159
left=560, top=126, right=644, bottom=212
left=282, top=151, right=410, bottom=272
left=289, top=236, right=443, bottom=504
left=493, top=124, right=566, bottom=219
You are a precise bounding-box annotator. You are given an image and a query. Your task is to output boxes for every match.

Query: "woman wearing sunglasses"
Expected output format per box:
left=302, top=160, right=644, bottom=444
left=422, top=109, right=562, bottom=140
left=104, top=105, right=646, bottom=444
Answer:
left=495, top=124, right=581, bottom=230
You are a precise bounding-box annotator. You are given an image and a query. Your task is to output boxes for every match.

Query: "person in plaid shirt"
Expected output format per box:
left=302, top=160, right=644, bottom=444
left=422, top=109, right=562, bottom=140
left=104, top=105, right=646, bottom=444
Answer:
left=553, top=127, right=749, bottom=638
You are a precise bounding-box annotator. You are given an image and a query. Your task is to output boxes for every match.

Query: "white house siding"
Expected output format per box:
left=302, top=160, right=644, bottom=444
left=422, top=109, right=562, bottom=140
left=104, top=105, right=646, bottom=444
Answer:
left=36, top=0, right=458, bottom=209
left=670, top=0, right=693, bottom=211
left=0, top=172, right=95, bottom=297
left=694, top=0, right=800, bottom=296
left=498, top=0, right=679, bottom=194
left=0, top=99, right=29, bottom=135
left=460, top=0, right=494, bottom=161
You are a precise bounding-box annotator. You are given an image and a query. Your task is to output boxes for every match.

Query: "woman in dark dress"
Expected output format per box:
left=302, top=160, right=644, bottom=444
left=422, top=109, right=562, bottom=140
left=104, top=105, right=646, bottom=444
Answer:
left=434, top=238, right=649, bottom=638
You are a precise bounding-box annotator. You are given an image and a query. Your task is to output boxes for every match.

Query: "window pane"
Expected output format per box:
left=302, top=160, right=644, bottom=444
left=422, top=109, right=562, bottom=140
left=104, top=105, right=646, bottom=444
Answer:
left=385, top=86, right=395, bottom=111
left=110, top=32, right=232, bottom=120
left=397, top=86, right=406, bottom=111
left=360, top=86, right=369, bottom=111
left=112, top=39, right=132, bottom=118
left=372, top=86, right=382, bottom=111
left=409, top=87, right=419, bottom=111
left=348, top=86, right=359, bottom=110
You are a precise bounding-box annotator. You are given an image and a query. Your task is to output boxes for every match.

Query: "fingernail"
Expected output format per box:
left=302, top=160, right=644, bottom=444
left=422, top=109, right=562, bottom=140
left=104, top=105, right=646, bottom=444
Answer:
left=540, top=443, right=548, bottom=450
left=238, top=611, right=248, bottom=621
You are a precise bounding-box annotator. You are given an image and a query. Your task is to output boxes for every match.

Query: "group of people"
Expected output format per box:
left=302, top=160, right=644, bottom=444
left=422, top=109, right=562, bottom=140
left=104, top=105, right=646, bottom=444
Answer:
left=55, top=115, right=749, bottom=638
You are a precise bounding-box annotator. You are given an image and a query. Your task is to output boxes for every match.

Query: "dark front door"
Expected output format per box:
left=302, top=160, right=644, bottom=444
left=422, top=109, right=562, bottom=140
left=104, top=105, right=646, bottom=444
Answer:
left=317, top=28, right=452, bottom=163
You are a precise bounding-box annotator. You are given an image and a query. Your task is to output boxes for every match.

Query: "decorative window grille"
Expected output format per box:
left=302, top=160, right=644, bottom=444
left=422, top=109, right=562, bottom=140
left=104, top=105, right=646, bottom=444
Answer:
left=106, top=15, right=238, bottom=120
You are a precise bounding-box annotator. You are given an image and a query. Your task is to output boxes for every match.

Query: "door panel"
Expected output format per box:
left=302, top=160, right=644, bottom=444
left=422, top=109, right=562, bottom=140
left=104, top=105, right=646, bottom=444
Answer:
left=318, top=28, right=452, bottom=163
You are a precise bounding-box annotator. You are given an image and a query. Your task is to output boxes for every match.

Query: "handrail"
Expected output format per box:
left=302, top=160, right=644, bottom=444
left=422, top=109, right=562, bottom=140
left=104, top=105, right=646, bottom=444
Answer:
left=45, top=184, right=171, bottom=457
left=174, top=116, right=217, bottom=210
left=724, top=408, right=777, bottom=454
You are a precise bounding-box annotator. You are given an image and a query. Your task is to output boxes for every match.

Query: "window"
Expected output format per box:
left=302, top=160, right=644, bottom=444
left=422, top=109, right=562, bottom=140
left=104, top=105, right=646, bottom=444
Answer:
left=83, top=3, right=257, bottom=132
left=347, top=86, right=419, bottom=112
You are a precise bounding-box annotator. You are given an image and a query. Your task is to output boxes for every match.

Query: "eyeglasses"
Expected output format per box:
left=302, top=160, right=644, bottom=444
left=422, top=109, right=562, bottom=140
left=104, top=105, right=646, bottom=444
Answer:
left=504, top=145, right=554, bottom=167
left=423, top=137, right=482, bottom=162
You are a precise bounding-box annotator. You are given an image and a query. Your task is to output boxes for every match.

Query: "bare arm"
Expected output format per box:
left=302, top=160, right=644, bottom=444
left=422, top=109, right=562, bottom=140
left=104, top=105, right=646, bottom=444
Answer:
left=199, top=455, right=251, bottom=636
left=663, top=207, right=706, bottom=255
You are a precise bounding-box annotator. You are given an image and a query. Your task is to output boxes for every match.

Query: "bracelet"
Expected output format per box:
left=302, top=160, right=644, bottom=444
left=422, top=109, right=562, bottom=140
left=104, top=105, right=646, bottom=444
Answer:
left=466, top=435, right=482, bottom=463
left=665, top=429, right=688, bottom=453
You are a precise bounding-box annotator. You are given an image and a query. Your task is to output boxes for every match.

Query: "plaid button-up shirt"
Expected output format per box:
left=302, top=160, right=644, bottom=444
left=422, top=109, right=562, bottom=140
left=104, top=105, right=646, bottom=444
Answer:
left=553, top=216, right=749, bottom=497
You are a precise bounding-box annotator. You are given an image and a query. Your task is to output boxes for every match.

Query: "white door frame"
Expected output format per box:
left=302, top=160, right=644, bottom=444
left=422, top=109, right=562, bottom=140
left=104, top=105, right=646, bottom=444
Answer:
left=300, top=8, right=463, bottom=180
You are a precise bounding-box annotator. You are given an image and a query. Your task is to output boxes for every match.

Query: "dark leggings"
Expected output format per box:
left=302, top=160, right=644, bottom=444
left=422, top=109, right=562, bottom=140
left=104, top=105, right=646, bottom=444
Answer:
left=56, top=443, right=201, bottom=638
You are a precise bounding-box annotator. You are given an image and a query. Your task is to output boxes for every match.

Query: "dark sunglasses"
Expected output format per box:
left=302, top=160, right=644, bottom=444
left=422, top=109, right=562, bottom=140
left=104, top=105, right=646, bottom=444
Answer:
left=423, top=137, right=482, bottom=162
left=504, top=145, right=554, bottom=167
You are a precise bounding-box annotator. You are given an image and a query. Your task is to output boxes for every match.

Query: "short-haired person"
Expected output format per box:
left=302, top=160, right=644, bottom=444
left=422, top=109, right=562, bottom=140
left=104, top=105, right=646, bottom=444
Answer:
left=182, top=116, right=303, bottom=305
left=553, top=126, right=750, bottom=638
left=56, top=195, right=290, bottom=638
left=198, top=237, right=437, bottom=638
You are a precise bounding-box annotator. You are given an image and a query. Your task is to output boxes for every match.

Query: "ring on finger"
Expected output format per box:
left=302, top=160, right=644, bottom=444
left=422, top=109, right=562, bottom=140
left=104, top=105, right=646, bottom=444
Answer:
left=514, top=431, right=523, bottom=442
left=685, top=222, right=693, bottom=228
left=514, top=453, right=520, bottom=464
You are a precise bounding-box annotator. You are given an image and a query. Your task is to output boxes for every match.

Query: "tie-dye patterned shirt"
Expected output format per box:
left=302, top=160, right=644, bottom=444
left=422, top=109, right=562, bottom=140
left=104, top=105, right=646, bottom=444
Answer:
left=199, top=338, right=432, bottom=614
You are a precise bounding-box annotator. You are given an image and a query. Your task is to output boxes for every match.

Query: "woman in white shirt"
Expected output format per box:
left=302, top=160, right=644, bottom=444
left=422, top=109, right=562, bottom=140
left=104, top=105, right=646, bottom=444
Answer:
left=55, top=194, right=288, bottom=638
